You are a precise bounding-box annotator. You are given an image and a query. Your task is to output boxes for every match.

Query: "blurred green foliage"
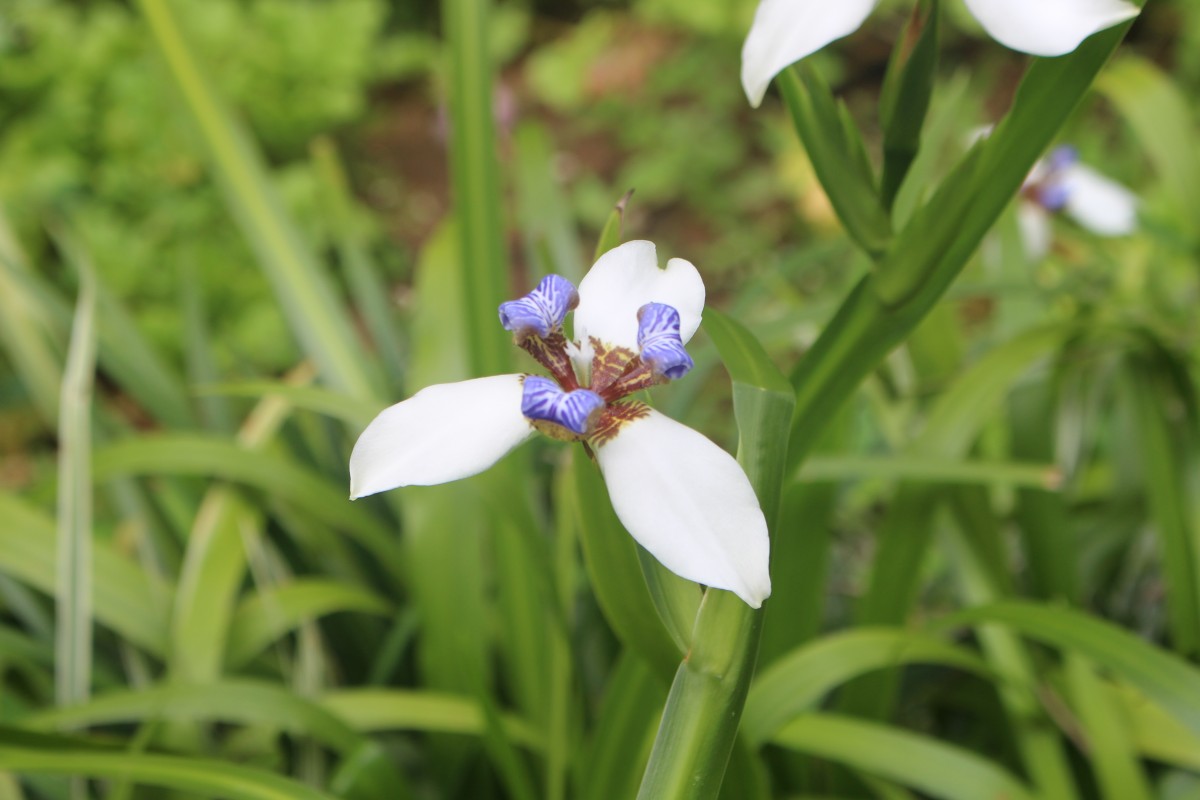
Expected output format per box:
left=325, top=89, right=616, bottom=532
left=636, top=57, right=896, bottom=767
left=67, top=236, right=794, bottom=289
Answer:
left=2, top=0, right=1200, bottom=797
left=0, top=0, right=404, bottom=372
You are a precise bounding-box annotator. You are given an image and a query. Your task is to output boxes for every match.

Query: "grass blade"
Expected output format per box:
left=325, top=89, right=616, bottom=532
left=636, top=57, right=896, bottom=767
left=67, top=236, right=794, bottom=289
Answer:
left=0, top=207, right=61, bottom=425
left=0, top=493, right=170, bottom=656
left=1064, top=654, right=1153, bottom=800
left=442, top=0, right=509, bottom=377
left=0, top=746, right=339, bottom=800
left=797, top=454, right=1059, bottom=488
left=91, top=434, right=401, bottom=582
left=743, top=628, right=988, bottom=746
left=226, top=581, right=392, bottom=669
left=319, top=690, right=543, bottom=751
left=1122, top=359, right=1200, bottom=656
left=55, top=260, right=97, bottom=712
left=22, top=681, right=361, bottom=754
left=771, top=714, right=1035, bottom=800
left=940, top=601, right=1200, bottom=738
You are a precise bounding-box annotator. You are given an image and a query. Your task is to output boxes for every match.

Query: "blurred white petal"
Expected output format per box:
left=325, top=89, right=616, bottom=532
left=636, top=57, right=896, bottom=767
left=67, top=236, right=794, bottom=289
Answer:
left=574, top=240, right=704, bottom=366
left=741, top=0, right=878, bottom=107
left=1061, top=163, right=1138, bottom=235
left=1018, top=203, right=1053, bottom=262
left=350, top=374, right=531, bottom=498
left=594, top=409, right=771, bottom=608
left=963, top=0, right=1139, bottom=56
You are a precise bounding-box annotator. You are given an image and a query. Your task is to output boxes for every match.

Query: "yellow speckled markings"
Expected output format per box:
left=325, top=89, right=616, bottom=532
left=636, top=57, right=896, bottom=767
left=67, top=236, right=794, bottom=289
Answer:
left=588, top=401, right=651, bottom=448
left=588, top=337, right=638, bottom=394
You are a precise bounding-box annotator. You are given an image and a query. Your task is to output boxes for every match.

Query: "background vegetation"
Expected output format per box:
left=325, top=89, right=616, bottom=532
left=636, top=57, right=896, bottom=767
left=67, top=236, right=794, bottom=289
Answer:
left=2, top=0, right=1199, bottom=797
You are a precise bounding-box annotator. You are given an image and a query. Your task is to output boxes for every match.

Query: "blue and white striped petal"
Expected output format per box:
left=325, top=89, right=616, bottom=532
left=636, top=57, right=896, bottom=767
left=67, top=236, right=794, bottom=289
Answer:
left=521, top=375, right=605, bottom=435
left=637, top=302, right=694, bottom=380
left=573, top=241, right=705, bottom=371
left=498, top=274, right=579, bottom=338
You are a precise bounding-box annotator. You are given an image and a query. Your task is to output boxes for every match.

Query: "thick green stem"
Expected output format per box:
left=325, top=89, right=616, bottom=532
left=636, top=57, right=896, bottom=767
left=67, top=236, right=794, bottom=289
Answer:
left=636, top=594, right=762, bottom=799
left=637, top=312, right=792, bottom=799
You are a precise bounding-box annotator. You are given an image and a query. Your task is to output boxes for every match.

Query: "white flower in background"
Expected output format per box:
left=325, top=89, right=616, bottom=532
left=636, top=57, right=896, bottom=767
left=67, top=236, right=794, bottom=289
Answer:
left=1018, top=144, right=1138, bottom=260
left=741, top=0, right=1141, bottom=107
left=349, top=241, right=772, bottom=608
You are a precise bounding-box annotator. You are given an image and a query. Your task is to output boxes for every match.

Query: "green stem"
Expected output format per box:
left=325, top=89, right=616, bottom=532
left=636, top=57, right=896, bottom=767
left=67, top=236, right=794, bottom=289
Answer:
left=637, top=312, right=792, bottom=798
left=636, top=593, right=762, bottom=800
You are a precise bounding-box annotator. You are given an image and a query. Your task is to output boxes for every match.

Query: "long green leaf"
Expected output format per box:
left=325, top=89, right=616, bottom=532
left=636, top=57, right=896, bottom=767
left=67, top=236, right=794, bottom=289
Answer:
left=91, top=434, right=401, bottom=582
left=21, top=681, right=361, bottom=754
left=0, top=747, right=338, bottom=800
left=878, top=0, right=939, bottom=208
left=0, top=207, right=61, bottom=424
left=170, top=369, right=313, bottom=683
left=798, top=454, right=1058, bottom=487
left=1123, top=359, right=1200, bottom=655
left=944, top=492, right=1078, bottom=800
left=581, top=653, right=664, bottom=800
left=442, top=0, right=509, bottom=377
left=55, top=255, right=97, bottom=712
left=940, top=601, right=1200, bottom=737
left=0, top=493, right=169, bottom=656
left=319, top=690, right=543, bottom=751
left=779, top=66, right=891, bottom=258
left=742, top=628, right=988, bottom=746
left=198, top=383, right=379, bottom=428
left=1064, top=654, right=1153, bottom=800
left=311, top=137, right=405, bottom=392
left=135, top=0, right=376, bottom=401
left=226, top=581, right=392, bottom=669
left=771, top=714, right=1035, bottom=800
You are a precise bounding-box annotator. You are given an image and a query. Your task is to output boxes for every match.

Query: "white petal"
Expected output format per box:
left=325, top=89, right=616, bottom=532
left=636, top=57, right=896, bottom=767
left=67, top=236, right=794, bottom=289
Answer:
left=962, top=0, right=1139, bottom=57
left=349, top=374, right=531, bottom=498
left=1061, top=163, right=1139, bottom=235
left=741, top=0, right=879, bottom=107
left=1017, top=202, right=1053, bottom=262
left=594, top=409, right=771, bottom=608
left=574, top=241, right=705, bottom=365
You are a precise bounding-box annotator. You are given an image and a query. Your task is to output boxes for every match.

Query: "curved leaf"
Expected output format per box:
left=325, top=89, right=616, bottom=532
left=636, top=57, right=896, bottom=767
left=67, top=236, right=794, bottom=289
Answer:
left=743, top=628, right=989, bottom=746
left=20, top=680, right=362, bottom=754
left=0, top=746, right=338, bottom=800
left=772, top=713, right=1034, bottom=800
left=227, top=581, right=393, bottom=668
left=0, top=493, right=169, bottom=656
left=941, top=602, right=1200, bottom=738
left=319, top=689, right=544, bottom=752
left=92, top=434, right=401, bottom=581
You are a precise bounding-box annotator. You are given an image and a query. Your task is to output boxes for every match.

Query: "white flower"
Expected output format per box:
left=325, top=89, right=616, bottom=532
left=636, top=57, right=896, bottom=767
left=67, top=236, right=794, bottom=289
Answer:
left=741, top=0, right=1140, bottom=107
left=1018, top=145, right=1138, bottom=260
left=349, top=241, right=772, bottom=608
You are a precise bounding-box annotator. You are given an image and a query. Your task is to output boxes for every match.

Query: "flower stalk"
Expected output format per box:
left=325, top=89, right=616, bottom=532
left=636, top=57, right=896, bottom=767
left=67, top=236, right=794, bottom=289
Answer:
left=637, top=310, right=794, bottom=798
